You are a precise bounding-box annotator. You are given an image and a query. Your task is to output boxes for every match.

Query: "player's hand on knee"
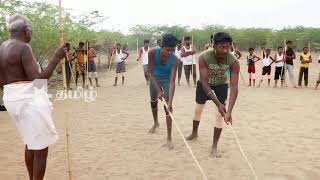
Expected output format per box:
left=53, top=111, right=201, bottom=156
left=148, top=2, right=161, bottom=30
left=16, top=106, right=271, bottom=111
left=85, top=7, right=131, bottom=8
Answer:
left=217, top=103, right=226, bottom=117
left=168, top=103, right=173, bottom=113
left=224, top=112, right=232, bottom=125
left=157, top=92, right=164, bottom=101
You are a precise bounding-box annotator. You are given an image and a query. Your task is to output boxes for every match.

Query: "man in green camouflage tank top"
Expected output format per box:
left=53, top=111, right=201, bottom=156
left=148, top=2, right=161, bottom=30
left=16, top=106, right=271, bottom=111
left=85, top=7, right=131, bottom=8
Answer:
left=186, top=32, right=240, bottom=158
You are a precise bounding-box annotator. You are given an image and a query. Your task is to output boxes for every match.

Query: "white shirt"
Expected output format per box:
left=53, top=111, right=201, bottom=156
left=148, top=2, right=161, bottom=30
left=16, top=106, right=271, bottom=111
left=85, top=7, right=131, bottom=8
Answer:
left=182, top=45, right=194, bottom=65
left=142, top=46, right=149, bottom=65
left=262, top=56, right=272, bottom=66
left=115, top=49, right=123, bottom=63
left=275, top=53, right=284, bottom=67
left=175, top=47, right=182, bottom=60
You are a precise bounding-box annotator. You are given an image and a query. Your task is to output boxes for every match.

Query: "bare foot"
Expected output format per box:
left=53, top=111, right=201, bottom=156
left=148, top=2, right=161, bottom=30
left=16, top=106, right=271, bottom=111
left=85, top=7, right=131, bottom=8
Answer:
left=148, top=123, right=159, bottom=134
left=210, top=147, right=222, bottom=158
left=186, top=133, right=198, bottom=140
left=165, top=140, right=174, bottom=150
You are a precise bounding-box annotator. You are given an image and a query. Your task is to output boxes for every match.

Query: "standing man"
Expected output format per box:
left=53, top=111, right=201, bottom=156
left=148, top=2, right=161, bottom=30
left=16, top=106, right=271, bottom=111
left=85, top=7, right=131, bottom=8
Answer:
left=87, top=42, right=100, bottom=87
left=65, top=42, right=75, bottom=90
left=75, top=42, right=86, bottom=88
left=0, top=15, right=65, bottom=180
left=137, top=39, right=150, bottom=85
left=186, top=32, right=240, bottom=158
left=258, top=48, right=274, bottom=87
left=285, top=41, right=297, bottom=88
left=181, top=36, right=197, bottom=87
left=113, top=43, right=129, bottom=86
left=148, top=34, right=179, bottom=150
left=298, top=47, right=312, bottom=87
left=274, top=46, right=285, bottom=88
left=175, top=40, right=183, bottom=85
left=246, top=48, right=261, bottom=87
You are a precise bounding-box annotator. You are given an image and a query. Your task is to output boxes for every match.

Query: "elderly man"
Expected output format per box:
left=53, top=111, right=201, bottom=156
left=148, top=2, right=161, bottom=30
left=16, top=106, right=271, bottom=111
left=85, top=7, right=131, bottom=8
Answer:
left=0, top=15, right=65, bottom=180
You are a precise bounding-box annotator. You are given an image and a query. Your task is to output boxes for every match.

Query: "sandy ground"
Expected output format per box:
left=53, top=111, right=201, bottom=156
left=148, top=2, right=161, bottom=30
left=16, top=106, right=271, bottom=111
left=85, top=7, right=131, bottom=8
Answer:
left=0, top=51, right=320, bottom=180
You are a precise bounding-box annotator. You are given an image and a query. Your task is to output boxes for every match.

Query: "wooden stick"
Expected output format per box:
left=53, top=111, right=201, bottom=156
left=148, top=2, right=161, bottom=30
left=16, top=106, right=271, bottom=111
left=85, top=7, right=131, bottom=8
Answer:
left=106, top=41, right=116, bottom=80
left=68, top=62, right=75, bottom=85
left=58, top=0, right=67, bottom=90
left=191, top=35, right=194, bottom=81
left=65, top=112, right=72, bottom=180
left=281, top=39, right=287, bottom=86
left=309, top=42, right=311, bottom=53
left=86, top=41, right=90, bottom=88
left=162, top=98, right=208, bottom=180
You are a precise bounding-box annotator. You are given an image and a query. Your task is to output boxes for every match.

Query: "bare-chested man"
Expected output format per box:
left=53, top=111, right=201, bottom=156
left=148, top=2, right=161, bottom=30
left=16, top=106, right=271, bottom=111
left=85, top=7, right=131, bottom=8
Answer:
left=0, top=15, right=65, bottom=180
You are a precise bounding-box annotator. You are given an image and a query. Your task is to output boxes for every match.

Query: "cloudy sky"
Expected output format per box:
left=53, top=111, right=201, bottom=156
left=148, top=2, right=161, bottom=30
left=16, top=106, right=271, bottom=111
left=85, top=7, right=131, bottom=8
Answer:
left=29, top=0, right=319, bottom=34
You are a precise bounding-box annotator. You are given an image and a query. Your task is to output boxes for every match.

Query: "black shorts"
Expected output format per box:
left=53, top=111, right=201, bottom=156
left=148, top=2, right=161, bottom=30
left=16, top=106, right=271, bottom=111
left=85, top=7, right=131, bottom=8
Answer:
left=196, top=81, right=228, bottom=105
left=262, top=65, right=271, bottom=75
left=274, top=66, right=284, bottom=80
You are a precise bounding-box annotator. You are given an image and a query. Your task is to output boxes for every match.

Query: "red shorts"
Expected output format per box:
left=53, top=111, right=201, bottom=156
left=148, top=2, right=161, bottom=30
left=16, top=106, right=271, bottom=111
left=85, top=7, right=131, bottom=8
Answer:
left=248, top=64, right=255, bottom=73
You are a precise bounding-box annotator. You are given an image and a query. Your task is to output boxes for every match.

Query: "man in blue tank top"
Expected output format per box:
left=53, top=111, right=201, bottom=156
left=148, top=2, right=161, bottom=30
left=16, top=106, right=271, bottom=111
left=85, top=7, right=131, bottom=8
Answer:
left=148, top=34, right=179, bottom=150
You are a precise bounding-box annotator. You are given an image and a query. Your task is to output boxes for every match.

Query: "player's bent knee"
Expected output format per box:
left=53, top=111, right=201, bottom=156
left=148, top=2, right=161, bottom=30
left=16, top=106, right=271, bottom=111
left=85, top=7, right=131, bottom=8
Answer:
left=193, top=103, right=205, bottom=121
left=214, top=112, right=224, bottom=128
left=150, top=100, right=158, bottom=109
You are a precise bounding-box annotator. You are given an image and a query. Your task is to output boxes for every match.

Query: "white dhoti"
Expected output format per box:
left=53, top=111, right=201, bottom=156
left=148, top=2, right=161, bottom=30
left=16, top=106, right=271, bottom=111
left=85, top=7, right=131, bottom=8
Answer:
left=3, top=80, right=58, bottom=150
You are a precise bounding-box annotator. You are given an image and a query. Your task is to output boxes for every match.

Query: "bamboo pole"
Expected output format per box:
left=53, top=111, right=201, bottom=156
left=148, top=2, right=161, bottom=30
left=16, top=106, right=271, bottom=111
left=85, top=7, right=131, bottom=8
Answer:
left=309, top=42, right=311, bottom=54
left=191, top=35, right=194, bottom=83
left=106, top=41, right=116, bottom=79
left=86, top=41, right=90, bottom=88
left=281, top=39, right=287, bottom=87
left=58, top=0, right=67, bottom=90
left=65, top=112, right=72, bottom=180
left=59, top=2, right=72, bottom=180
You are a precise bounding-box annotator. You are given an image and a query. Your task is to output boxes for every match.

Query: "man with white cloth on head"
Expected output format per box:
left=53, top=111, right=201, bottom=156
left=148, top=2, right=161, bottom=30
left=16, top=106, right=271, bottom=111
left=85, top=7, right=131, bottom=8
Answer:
left=0, top=15, right=65, bottom=180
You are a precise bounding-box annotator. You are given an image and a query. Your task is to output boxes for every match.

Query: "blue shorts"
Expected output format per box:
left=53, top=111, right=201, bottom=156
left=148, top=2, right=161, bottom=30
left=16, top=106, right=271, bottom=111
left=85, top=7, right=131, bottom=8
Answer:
left=149, top=76, right=169, bottom=100
left=88, top=60, right=97, bottom=72
left=143, top=64, right=148, bottom=74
